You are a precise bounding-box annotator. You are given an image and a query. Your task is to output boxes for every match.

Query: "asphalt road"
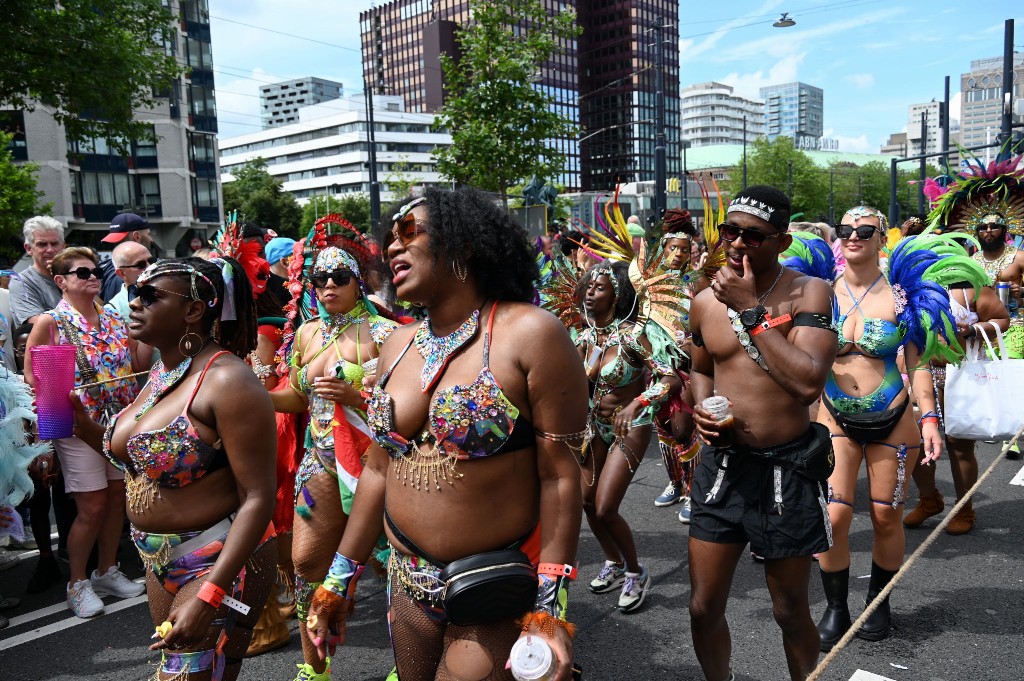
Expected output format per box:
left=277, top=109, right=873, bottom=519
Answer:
left=2, top=441, right=1022, bottom=681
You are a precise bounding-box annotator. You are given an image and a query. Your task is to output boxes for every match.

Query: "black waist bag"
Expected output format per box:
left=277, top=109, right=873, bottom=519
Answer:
left=749, top=423, right=835, bottom=481
left=439, top=549, right=538, bottom=627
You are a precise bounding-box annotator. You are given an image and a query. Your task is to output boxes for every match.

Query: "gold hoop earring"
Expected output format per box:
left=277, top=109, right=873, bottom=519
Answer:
left=179, top=328, right=203, bottom=358
left=452, top=259, right=468, bottom=283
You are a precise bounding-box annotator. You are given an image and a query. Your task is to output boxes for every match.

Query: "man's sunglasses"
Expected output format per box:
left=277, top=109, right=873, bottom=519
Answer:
left=390, top=215, right=429, bottom=249
left=59, top=266, right=103, bottom=280
left=718, top=222, right=782, bottom=249
left=137, top=284, right=192, bottom=307
left=976, top=223, right=1006, bottom=233
left=311, top=270, right=356, bottom=288
left=120, top=258, right=156, bottom=270
left=835, top=223, right=880, bottom=241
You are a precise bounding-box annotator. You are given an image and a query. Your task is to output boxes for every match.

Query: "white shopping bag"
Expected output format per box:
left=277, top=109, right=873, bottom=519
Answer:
left=944, top=325, right=1024, bottom=441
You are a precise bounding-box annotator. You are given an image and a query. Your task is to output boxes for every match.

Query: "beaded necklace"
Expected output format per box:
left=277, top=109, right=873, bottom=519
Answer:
left=414, top=308, right=481, bottom=392
left=322, top=302, right=368, bottom=336
left=134, top=359, right=193, bottom=421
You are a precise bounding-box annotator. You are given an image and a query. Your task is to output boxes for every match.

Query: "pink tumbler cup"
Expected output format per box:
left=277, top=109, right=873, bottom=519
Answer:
left=31, top=344, right=78, bottom=440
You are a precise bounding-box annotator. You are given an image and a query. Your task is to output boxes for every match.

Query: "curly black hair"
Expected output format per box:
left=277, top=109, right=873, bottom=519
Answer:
left=576, top=260, right=638, bottom=323
left=376, top=186, right=539, bottom=303
left=561, top=230, right=586, bottom=257
left=151, top=256, right=258, bottom=358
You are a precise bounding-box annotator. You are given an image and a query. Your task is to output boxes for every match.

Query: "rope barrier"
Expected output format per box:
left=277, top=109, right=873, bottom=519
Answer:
left=806, top=425, right=1024, bottom=681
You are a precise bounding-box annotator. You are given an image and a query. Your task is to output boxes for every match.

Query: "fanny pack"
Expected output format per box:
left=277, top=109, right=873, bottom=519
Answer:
left=823, top=396, right=908, bottom=445
left=744, top=422, right=835, bottom=481
left=386, top=510, right=537, bottom=626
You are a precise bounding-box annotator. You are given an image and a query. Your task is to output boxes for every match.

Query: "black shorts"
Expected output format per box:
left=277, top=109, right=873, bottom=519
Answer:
left=689, top=431, right=833, bottom=559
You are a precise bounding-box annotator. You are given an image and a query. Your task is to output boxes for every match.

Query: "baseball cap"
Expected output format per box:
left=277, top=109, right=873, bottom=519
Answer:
left=265, top=237, right=296, bottom=266
left=102, top=213, right=149, bottom=243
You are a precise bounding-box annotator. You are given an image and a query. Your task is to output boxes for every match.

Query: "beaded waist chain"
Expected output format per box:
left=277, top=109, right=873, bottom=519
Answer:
left=388, top=546, right=444, bottom=607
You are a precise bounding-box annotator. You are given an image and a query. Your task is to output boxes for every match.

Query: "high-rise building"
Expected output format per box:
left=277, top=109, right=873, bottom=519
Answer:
left=358, top=0, right=680, bottom=193
left=906, top=101, right=945, bottom=156
left=681, top=82, right=764, bottom=147
left=260, top=77, right=343, bottom=129
left=760, top=82, right=824, bottom=149
left=880, top=132, right=908, bottom=156
left=959, top=54, right=1024, bottom=152
left=0, top=0, right=221, bottom=255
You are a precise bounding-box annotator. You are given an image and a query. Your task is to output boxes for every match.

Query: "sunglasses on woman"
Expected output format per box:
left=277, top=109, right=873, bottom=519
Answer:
left=137, top=284, right=192, bottom=307
left=718, top=222, right=782, bottom=249
left=60, top=266, right=103, bottom=280
left=390, top=215, right=429, bottom=249
left=835, top=223, right=880, bottom=240
left=311, top=270, right=356, bottom=288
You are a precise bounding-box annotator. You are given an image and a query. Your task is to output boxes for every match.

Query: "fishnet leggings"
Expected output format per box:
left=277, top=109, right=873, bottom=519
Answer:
left=292, top=470, right=348, bottom=672
left=146, top=539, right=277, bottom=681
left=388, top=573, right=519, bottom=681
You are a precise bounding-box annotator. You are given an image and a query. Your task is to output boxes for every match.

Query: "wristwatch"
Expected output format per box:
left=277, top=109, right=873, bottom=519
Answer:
left=739, top=305, right=768, bottom=330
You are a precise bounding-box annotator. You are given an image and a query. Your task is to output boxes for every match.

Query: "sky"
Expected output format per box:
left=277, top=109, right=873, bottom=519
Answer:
left=209, top=1, right=1023, bottom=153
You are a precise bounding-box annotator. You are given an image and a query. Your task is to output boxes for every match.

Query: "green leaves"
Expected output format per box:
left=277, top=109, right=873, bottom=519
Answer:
left=0, top=132, right=48, bottom=260
left=222, top=159, right=302, bottom=237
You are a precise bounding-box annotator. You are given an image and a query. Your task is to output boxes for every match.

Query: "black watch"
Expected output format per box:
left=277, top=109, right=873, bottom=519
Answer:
left=739, top=305, right=768, bottom=329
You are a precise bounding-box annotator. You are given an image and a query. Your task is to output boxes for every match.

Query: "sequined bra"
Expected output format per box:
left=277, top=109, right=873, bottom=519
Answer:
left=103, top=352, right=227, bottom=488
left=367, top=303, right=535, bottom=460
left=835, top=291, right=905, bottom=359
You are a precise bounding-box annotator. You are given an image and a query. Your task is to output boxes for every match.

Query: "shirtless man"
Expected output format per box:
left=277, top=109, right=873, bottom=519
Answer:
left=686, top=185, right=838, bottom=681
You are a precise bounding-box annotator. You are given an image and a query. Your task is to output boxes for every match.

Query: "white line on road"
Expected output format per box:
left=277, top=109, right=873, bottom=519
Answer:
left=0, top=593, right=148, bottom=652
left=849, top=671, right=895, bottom=681
left=1009, top=465, right=1024, bottom=486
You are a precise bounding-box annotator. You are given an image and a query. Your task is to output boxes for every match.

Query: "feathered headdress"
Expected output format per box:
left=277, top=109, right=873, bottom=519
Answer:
left=781, top=232, right=836, bottom=282
left=697, top=174, right=728, bottom=275
left=211, top=211, right=270, bottom=296
left=928, top=149, right=1024, bottom=237
left=886, top=232, right=989, bottom=365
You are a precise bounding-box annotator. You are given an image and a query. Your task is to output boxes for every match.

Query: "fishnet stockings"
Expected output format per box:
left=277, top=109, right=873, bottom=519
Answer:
left=146, top=539, right=277, bottom=681
left=388, top=573, right=519, bottom=681
left=292, top=471, right=348, bottom=671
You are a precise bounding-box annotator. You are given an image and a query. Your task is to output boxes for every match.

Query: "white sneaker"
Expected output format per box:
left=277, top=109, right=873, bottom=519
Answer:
left=0, top=547, right=18, bottom=572
left=589, top=560, right=626, bottom=594
left=67, top=579, right=104, bottom=618
left=617, top=565, right=651, bottom=613
left=90, top=565, right=145, bottom=599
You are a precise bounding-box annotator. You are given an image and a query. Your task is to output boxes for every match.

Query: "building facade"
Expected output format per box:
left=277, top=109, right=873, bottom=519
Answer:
left=681, top=82, right=764, bottom=147
left=219, top=95, right=451, bottom=203
left=959, top=54, right=1024, bottom=153
left=906, top=101, right=944, bottom=157
left=357, top=0, right=681, bottom=193
left=760, top=82, right=824, bottom=148
left=1, top=0, right=221, bottom=256
left=260, top=77, right=343, bottom=129
left=880, top=131, right=908, bottom=156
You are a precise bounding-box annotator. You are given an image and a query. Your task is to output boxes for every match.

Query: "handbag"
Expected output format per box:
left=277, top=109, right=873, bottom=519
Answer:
left=944, top=325, right=1024, bottom=441
left=439, top=549, right=539, bottom=627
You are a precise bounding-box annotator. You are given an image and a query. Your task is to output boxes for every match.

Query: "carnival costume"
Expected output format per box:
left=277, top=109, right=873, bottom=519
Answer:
left=102, top=259, right=276, bottom=681
left=0, top=368, right=48, bottom=514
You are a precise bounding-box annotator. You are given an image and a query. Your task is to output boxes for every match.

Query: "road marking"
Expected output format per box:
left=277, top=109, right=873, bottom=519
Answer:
left=0, top=594, right=147, bottom=651
left=5, top=602, right=68, bottom=628
left=1009, top=465, right=1024, bottom=486
left=849, top=671, right=895, bottom=681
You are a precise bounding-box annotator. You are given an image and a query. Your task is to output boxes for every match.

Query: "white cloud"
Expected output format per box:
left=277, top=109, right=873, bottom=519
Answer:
left=844, top=73, right=874, bottom=89
left=949, top=90, right=962, bottom=127
left=679, top=0, right=783, bottom=65
left=832, top=134, right=872, bottom=154
left=718, top=53, right=804, bottom=101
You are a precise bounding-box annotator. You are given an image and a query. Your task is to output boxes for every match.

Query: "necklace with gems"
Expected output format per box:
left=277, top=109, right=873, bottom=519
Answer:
left=415, top=307, right=481, bottom=392
left=323, top=302, right=368, bottom=337
left=134, top=359, right=193, bottom=421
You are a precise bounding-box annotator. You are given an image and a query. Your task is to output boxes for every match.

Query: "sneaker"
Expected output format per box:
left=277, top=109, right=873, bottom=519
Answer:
left=294, top=660, right=331, bottom=681
left=90, top=564, right=145, bottom=599
left=1006, top=440, right=1022, bottom=460
left=617, top=566, right=651, bottom=613
left=67, top=579, right=104, bottom=618
left=589, top=560, right=626, bottom=594
left=11, top=537, right=38, bottom=550
left=0, top=547, right=19, bottom=572
left=654, top=481, right=683, bottom=507
left=677, top=497, right=692, bottom=524
left=27, top=556, right=63, bottom=594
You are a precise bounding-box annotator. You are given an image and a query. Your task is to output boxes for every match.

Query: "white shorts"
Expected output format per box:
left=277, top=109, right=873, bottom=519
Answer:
left=52, top=436, right=124, bottom=494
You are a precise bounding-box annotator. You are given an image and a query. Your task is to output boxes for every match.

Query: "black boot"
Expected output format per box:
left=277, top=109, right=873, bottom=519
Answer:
left=857, top=561, right=897, bottom=641
left=817, top=567, right=851, bottom=652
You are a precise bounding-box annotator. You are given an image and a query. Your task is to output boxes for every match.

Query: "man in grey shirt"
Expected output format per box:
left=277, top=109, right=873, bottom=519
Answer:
left=10, top=216, right=64, bottom=326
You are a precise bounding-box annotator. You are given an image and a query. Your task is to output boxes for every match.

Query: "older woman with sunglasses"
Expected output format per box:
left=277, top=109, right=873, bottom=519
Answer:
left=306, top=188, right=588, bottom=681
left=814, top=208, right=977, bottom=651
left=270, top=243, right=397, bottom=681
left=25, top=246, right=143, bottom=619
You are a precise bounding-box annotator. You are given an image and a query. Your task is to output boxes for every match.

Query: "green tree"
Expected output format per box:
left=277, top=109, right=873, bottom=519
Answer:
left=0, top=1, right=183, bottom=147
left=434, top=0, right=581, bottom=204
left=725, top=137, right=830, bottom=220
left=222, top=159, right=302, bottom=237
left=0, top=132, right=49, bottom=261
left=300, top=193, right=372, bottom=233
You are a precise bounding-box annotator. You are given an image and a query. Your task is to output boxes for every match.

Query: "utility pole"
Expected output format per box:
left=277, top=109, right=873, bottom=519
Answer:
left=889, top=157, right=898, bottom=227
left=996, top=19, right=1014, bottom=149
left=365, top=10, right=383, bottom=225
left=742, top=115, right=748, bottom=189
left=941, top=76, right=950, bottom=171
left=918, top=110, right=927, bottom=214
left=828, top=169, right=834, bottom=225
left=681, top=140, right=689, bottom=210
left=787, top=160, right=793, bottom=200
left=653, top=18, right=667, bottom=222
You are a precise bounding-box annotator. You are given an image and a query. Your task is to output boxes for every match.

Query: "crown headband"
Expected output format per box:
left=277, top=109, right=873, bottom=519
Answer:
left=844, top=205, right=888, bottom=230
left=313, top=247, right=361, bottom=279
left=138, top=261, right=218, bottom=308
left=728, top=196, right=777, bottom=224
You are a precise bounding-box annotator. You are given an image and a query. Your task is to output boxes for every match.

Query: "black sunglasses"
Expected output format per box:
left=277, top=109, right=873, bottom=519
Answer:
left=137, top=283, right=192, bottom=308
left=835, top=223, right=880, bottom=241
left=120, top=258, right=156, bottom=270
left=60, top=266, right=103, bottom=280
left=718, top=222, right=782, bottom=249
left=311, top=270, right=355, bottom=288
left=976, top=223, right=1006, bottom=233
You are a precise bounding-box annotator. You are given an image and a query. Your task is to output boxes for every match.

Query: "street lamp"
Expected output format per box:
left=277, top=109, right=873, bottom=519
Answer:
left=773, top=13, right=796, bottom=28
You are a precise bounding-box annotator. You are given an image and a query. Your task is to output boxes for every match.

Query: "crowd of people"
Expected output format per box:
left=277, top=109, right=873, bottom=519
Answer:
left=0, top=150, right=1022, bottom=681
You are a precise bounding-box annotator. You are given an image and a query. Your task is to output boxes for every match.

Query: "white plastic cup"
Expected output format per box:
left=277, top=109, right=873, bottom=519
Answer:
left=510, top=636, right=555, bottom=681
left=701, top=396, right=732, bottom=423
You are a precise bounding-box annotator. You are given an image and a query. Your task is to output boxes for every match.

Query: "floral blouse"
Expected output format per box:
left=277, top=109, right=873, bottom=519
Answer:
left=46, top=299, right=138, bottom=421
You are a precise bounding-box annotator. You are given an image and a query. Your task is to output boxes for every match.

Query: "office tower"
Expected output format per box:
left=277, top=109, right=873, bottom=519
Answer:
left=681, top=82, right=764, bottom=147
left=760, top=82, right=824, bottom=148
left=260, top=77, right=344, bottom=129
left=959, top=54, right=1024, bottom=151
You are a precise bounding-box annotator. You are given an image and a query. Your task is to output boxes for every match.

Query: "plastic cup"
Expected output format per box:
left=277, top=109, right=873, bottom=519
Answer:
left=701, top=395, right=734, bottom=445
left=31, top=344, right=78, bottom=440
left=510, top=636, right=555, bottom=681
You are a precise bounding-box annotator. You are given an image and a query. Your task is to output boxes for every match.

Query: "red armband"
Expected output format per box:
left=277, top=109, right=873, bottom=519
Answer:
left=750, top=313, right=792, bottom=338
left=196, top=581, right=226, bottom=609
left=537, top=562, right=577, bottom=580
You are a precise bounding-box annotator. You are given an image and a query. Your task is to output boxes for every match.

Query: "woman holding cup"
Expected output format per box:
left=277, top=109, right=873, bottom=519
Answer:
left=25, top=246, right=142, bottom=618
